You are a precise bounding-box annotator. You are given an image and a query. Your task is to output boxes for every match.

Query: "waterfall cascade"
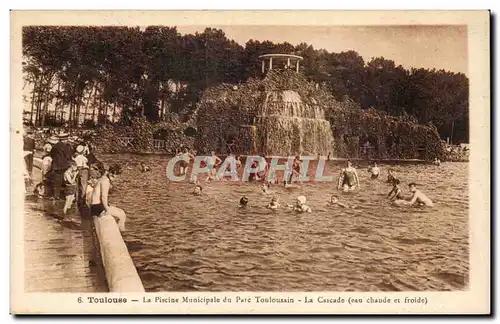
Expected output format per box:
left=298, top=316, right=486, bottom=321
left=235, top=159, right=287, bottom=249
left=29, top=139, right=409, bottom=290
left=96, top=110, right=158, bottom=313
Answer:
left=254, top=90, right=334, bottom=156
left=195, top=54, right=336, bottom=156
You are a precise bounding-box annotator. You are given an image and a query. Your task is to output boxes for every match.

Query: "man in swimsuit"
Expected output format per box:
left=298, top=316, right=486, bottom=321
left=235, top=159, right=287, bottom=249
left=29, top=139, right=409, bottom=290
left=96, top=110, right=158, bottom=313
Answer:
left=285, top=156, right=302, bottom=185
left=90, top=163, right=127, bottom=231
left=368, top=162, right=380, bottom=179
left=256, top=154, right=268, bottom=181
left=266, top=196, right=281, bottom=210
left=387, top=169, right=398, bottom=184
left=178, top=148, right=195, bottom=176
left=219, top=152, right=239, bottom=181
left=205, top=151, right=222, bottom=181
left=393, top=182, right=434, bottom=207
left=239, top=196, right=249, bottom=208
left=286, top=195, right=312, bottom=213
left=338, top=160, right=360, bottom=192
left=74, top=145, right=90, bottom=206
left=387, top=179, right=403, bottom=201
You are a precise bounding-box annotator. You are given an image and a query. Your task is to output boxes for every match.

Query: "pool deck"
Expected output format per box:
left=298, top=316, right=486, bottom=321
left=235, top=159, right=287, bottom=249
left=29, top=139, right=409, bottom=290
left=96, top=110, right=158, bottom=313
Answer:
left=24, top=164, right=108, bottom=293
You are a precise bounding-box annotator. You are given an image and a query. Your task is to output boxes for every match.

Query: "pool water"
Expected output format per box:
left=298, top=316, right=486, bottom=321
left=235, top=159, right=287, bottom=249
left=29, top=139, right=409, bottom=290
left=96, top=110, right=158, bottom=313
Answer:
left=100, top=154, right=469, bottom=292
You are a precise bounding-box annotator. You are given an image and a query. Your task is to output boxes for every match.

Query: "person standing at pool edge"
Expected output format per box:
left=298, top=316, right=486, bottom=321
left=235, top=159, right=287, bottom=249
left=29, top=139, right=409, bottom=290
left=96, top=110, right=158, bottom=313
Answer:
left=74, top=145, right=89, bottom=206
left=50, top=132, right=73, bottom=200
left=338, top=160, right=360, bottom=192
left=23, top=127, right=35, bottom=177
left=90, top=163, right=127, bottom=231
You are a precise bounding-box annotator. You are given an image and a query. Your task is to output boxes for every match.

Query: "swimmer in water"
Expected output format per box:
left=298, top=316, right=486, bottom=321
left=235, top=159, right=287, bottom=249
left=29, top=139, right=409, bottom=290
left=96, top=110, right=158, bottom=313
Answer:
left=266, top=196, right=281, bottom=210
left=178, top=148, right=195, bottom=176
left=338, top=160, right=360, bottom=192
left=221, top=153, right=240, bottom=181
left=256, top=154, right=269, bottom=181
left=140, top=162, right=151, bottom=172
left=85, top=178, right=98, bottom=208
left=393, top=182, right=434, bottom=207
left=387, top=179, right=403, bottom=201
left=261, top=182, right=272, bottom=195
left=239, top=196, right=249, bottom=208
left=284, top=156, right=302, bottom=186
left=327, top=195, right=350, bottom=208
left=192, top=184, right=202, bottom=196
left=368, top=162, right=380, bottom=179
left=286, top=195, right=312, bottom=213
left=387, top=169, right=398, bottom=184
left=62, top=162, right=78, bottom=216
left=90, top=163, right=127, bottom=231
left=235, top=155, right=243, bottom=170
left=205, top=151, right=222, bottom=181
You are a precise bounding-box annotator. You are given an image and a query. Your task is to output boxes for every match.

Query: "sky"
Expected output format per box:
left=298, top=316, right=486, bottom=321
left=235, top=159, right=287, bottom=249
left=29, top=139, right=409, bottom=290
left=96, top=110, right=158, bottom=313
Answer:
left=173, top=25, right=468, bottom=75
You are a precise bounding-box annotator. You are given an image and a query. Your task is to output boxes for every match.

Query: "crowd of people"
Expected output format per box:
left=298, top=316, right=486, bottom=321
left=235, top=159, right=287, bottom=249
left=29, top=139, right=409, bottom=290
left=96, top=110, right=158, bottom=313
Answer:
left=23, top=128, right=126, bottom=230
left=24, top=130, right=435, bottom=226
left=181, top=151, right=435, bottom=213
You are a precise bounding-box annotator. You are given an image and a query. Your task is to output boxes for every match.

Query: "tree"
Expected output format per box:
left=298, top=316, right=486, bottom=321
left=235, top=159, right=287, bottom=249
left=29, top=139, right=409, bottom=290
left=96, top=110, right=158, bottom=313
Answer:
left=21, top=26, right=469, bottom=142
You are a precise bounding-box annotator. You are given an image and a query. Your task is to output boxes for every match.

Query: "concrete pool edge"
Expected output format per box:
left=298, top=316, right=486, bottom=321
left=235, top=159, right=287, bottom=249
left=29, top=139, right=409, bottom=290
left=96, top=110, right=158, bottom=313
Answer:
left=93, top=214, right=145, bottom=292
left=32, top=157, right=145, bottom=293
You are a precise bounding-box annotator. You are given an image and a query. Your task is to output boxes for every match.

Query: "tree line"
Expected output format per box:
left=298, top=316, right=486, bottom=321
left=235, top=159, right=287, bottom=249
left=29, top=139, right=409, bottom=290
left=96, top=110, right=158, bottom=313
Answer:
left=22, top=26, right=469, bottom=143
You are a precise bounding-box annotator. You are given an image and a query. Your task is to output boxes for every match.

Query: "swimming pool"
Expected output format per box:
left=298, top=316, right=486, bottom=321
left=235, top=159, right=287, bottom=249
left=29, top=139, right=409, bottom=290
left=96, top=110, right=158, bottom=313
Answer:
left=100, top=154, right=469, bottom=292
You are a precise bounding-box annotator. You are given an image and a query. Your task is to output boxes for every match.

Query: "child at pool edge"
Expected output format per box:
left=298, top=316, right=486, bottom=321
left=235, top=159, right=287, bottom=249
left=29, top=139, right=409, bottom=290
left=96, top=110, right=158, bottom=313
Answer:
left=34, top=143, right=53, bottom=197
left=63, top=161, right=79, bottom=217
left=205, top=151, right=222, bottom=181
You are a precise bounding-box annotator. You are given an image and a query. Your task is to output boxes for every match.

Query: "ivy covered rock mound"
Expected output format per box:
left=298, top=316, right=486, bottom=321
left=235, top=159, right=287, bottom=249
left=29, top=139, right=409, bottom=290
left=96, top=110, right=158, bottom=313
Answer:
left=195, top=69, right=335, bottom=156
left=328, top=100, right=446, bottom=160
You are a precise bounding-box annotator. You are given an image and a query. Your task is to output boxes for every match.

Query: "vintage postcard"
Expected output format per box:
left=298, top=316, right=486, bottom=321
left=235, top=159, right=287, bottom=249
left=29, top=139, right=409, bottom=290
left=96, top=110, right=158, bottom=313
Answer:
left=10, top=10, right=490, bottom=315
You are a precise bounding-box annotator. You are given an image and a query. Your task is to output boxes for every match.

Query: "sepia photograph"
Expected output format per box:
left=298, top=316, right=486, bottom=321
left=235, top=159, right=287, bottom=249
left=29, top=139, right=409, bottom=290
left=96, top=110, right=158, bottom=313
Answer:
left=10, top=10, right=490, bottom=314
